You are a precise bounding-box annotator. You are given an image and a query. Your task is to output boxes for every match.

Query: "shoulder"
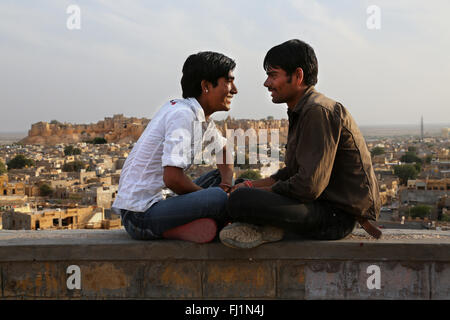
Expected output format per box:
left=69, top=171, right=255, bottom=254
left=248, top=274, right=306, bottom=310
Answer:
left=161, top=99, right=196, bottom=122
left=303, top=90, right=344, bottom=121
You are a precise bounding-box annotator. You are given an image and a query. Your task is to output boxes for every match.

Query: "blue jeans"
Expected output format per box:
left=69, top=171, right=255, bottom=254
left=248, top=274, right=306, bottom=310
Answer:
left=120, top=170, right=228, bottom=240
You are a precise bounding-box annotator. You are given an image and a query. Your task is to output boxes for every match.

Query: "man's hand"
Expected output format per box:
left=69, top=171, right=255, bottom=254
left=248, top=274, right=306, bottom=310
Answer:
left=229, top=181, right=273, bottom=193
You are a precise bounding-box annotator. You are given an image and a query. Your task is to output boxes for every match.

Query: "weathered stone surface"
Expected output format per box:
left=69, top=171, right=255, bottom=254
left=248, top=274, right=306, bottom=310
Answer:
left=203, top=261, right=276, bottom=298
left=277, top=261, right=306, bottom=299
left=1, top=229, right=450, bottom=299
left=431, top=262, right=450, bottom=300
left=305, top=262, right=346, bottom=299
left=343, top=262, right=431, bottom=300
left=142, top=261, right=202, bottom=298
left=78, top=261, right=143, bottom=299
left=2, top=261, right=66, bottom=299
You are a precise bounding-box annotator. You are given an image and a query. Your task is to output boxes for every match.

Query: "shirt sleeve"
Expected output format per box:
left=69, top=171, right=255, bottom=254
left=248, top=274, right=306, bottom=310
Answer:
left=271, top=106, right=341, bottom=201
left=161, top=109, right=194, bottom=169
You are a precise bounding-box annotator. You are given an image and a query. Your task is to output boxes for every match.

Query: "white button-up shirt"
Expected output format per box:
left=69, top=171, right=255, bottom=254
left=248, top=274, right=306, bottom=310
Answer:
left=112, top=98, right=227, bottom=212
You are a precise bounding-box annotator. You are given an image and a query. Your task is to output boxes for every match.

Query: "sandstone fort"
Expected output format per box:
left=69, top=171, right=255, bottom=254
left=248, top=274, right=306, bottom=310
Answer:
left=20, top=114, right=289, bottom=145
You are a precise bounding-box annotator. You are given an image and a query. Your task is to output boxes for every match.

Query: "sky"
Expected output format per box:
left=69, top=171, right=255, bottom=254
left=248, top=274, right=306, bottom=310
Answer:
left=1, top=0, right=450, bottom=132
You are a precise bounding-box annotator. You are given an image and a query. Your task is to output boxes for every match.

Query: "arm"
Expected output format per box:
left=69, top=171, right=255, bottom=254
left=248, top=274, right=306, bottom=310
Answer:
left=217, top=145, right=233, bottom=184
left=161, top=108, right=198, bottom=194
left=163, top=166, right=202, bottom=195
left=271, top=107, right=341, bottom=201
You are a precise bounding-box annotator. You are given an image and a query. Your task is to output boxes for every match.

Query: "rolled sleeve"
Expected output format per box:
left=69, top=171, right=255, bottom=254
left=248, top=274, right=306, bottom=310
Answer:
left=271, top=107, right=341, bottom=202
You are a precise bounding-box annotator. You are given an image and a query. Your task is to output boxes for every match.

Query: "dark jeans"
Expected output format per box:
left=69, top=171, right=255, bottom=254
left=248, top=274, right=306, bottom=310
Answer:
left=227, top=188, right=356, bottom=240
left=120, top=169, right=227, bottom=240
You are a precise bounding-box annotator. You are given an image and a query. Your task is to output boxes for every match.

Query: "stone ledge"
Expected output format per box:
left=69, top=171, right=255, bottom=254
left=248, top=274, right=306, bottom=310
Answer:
left=1, top=228, right=450, bottom=262
left=1, top=229, right=449, bottom=299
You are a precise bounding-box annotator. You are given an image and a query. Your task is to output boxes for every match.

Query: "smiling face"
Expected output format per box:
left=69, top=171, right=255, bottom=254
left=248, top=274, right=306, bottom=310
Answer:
left=204, top=70, right=238, bottom=114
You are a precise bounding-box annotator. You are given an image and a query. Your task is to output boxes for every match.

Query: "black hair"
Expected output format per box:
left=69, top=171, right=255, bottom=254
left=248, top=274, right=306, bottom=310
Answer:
left=181, top=51, right=236, bottom=98
left=263, top=39, right=318, bottom=86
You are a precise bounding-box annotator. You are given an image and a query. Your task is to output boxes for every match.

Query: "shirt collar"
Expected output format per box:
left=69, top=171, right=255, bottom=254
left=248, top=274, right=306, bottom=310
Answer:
left=292, top=86, right=316, bottom=114
left=186, top=97, right=206, bottom=122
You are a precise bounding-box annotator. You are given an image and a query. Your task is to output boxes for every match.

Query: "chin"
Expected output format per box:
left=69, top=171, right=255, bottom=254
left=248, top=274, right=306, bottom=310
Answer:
left=272, top=97, right=284, bottom=104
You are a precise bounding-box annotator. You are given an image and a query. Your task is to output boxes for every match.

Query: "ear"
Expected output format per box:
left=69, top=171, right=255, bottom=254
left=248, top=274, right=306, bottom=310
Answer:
left=201, top=80, right=211, bottom=94
left=295, top=67, right=304, bottom=87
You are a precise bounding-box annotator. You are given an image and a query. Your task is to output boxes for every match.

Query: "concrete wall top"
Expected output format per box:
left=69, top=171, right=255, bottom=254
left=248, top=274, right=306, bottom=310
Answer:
left=1, top=228, right=450, bottom=263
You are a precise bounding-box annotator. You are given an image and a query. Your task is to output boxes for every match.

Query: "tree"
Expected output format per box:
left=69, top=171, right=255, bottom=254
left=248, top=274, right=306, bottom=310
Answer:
left=0, top=161, right=6, bottom=175
left=7, top=155, right=35, bottom=169
left=92, top=137, right=107, bottom=144
left=409, top=205, right=432, bottom=219
left=407, top=146, right=417, bottom=153
left=39, top=184, right=53, bottom=197
left=394, top=164, right=418, bottom=185
left=238, top=170, right=262, bottom=180
left=63, top=161, right=85, bottom=172
left=64, top=145, right=81, bottom=156
left=371, top=147, right=385, bottom=157
left=400, top=151, right=422, bottom=164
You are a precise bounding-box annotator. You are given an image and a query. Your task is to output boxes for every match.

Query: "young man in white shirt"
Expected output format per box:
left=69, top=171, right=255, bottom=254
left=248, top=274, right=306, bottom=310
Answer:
left=113, top=51, right=237, bottom=243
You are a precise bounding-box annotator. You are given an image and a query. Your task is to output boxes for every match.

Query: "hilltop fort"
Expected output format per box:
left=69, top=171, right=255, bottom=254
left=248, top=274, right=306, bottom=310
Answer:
left=20, top=115, right=150, bottom=145
left=20, top=115, right=289, bottom=145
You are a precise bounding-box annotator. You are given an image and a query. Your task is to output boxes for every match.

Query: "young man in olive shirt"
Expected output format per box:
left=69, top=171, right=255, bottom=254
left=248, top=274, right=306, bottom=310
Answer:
left=220, top=39, right=381, bottom=249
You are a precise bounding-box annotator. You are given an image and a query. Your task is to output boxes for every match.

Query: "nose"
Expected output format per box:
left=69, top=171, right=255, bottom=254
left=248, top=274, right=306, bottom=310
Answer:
left=263, top=77, right=270, bottom=88
left=231, top=82, right=238, bottom=95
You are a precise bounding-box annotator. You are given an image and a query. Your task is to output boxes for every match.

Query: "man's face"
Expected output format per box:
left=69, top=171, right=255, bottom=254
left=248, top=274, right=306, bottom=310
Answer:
left=263, top=67, right=297, bottom=104
left=208, top=70, right=238, bottom=112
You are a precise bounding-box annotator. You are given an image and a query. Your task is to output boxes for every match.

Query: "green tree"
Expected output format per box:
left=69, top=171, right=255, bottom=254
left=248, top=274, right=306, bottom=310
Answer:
left=425, top=155, right=432, bottom=164
left=414, top=162, right=422, bottom=173
left=238, top=170, right=262, bottom=180
left=0, top=161, right=7, bottom=175
left=394, top=164, right=418, bottom=185
left=7, top=155, right=35, bottom=169
left=407, top=146, right=417, bottom=153
left=409, top=205, right=432, bottom=219
left=63, top=161, right=85, bottom=172
left=39, top=184, right=53, bottom=197
left=371, top=147, right=385, bottom=157
left=400, top=151, right=422, bottom=164
left=92, top=137, right=107, bottom=144
left=64, top=145, right=81, bottom=156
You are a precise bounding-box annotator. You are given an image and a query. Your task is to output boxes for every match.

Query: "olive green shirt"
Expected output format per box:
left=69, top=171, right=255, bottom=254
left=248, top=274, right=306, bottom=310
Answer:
left=271, top=86, right=380, bottom=221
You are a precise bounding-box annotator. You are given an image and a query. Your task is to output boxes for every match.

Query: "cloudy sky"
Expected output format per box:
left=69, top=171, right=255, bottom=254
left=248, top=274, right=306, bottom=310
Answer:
left=1, top=0, right=449, bottom=132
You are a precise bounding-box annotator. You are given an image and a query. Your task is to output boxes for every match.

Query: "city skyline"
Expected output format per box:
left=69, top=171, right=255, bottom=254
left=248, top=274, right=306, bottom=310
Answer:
left=1, top=0, right=450, bottom=131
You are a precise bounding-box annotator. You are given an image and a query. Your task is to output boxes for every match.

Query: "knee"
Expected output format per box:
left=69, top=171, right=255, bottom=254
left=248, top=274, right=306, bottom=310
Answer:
left=206, top=187, right=228, bottom=208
